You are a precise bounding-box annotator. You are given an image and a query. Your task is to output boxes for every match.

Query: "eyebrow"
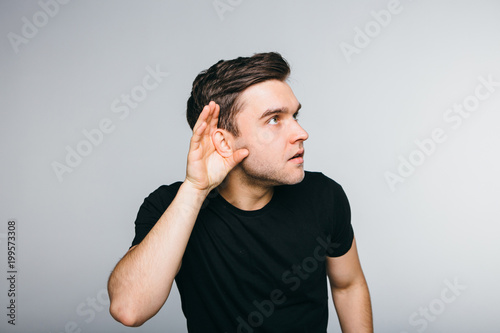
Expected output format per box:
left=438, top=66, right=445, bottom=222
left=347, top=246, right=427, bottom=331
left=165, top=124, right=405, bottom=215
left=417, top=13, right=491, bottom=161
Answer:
left=259, top=103, right=302, bottom=120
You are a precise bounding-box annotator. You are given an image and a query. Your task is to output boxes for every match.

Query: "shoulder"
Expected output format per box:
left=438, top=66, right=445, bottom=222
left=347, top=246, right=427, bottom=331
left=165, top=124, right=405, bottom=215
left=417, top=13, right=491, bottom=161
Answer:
left=145, top=181, right=183, bottom=199
left=303, top=170, right=341, bottom=186
left=277, top=170, right=346, bottom=204
left=150, top=181, right=183, bottom=198
left=140, top=181, right=183, bottom=211
left=294, top=170, right=344, bottom=193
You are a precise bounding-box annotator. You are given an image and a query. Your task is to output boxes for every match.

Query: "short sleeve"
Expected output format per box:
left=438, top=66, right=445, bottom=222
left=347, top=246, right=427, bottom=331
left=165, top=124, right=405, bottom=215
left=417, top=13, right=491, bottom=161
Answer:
left=326, top=180, right=354, bottom=257
left=130, top=182, right=182, bottom=248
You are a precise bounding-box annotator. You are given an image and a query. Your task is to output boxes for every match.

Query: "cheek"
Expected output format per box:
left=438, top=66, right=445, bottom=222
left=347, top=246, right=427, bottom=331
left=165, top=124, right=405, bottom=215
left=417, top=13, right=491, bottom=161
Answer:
left=253, top=140, right=285, bottom=164
left=254, top=128, right=277, bottom=146
left=239, top=127, right=286, bottom=161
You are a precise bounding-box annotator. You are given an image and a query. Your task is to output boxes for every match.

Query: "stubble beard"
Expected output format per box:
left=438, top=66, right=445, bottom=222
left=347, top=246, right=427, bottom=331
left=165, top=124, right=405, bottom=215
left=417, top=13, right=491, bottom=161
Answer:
left=237, top=157, right=305, bottom=187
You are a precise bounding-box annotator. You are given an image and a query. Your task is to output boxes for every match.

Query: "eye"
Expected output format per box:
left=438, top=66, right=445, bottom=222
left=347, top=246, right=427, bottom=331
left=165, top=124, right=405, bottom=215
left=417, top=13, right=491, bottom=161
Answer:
left=293, top=113, right=299, bottom=121
left=268, top=116, right=279, bottom=125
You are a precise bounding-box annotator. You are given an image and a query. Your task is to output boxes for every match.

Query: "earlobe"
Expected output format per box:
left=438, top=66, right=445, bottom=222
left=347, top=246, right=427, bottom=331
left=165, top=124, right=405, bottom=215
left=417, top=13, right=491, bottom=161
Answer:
left=213, top=130, right=234, bottom=158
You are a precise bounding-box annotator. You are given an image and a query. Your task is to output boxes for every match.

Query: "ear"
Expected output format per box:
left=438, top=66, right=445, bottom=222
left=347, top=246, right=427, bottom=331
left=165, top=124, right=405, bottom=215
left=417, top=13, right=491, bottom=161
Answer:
left=212, top=128, right=235, bottom=158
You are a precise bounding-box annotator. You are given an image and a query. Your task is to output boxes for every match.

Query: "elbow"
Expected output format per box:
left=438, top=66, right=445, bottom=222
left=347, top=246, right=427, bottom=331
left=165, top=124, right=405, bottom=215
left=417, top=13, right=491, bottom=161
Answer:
left=109, top=300, right=145, bottom=327
left=331, top=277, right=369, bottom=295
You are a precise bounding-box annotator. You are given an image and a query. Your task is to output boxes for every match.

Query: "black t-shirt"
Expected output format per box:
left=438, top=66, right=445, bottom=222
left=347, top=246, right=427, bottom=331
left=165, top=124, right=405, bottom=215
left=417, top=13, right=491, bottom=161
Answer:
left=131, top=171, right=354, bottom=333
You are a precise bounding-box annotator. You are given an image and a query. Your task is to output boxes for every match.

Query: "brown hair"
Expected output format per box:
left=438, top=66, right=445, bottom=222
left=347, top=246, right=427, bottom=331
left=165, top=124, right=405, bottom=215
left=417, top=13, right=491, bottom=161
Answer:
left=186, top=52, right=291, bottom=136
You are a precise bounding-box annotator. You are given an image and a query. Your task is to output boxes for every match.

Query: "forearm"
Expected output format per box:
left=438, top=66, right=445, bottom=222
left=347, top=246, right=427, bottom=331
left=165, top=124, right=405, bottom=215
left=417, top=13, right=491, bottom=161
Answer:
left=332, top=280, right=373, bottom=333
left=108, top=181, right=208, bottom=326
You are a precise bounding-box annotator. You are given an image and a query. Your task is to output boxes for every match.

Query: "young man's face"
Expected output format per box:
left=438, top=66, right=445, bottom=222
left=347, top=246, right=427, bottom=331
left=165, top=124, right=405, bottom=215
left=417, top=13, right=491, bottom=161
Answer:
left=231, top=79, right=309, bottom=186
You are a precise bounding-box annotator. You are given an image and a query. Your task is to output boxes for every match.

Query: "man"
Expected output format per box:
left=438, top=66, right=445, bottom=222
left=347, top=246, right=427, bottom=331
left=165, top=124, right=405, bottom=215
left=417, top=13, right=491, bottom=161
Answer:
left=108, top=52, right=373, bottom=332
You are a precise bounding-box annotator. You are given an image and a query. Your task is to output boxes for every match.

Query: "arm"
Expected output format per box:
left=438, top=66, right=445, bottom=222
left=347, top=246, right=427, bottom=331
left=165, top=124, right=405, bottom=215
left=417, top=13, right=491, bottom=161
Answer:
left=107, top=102, right=249, bottom=327
left=326, top=236, right=373, bottom=333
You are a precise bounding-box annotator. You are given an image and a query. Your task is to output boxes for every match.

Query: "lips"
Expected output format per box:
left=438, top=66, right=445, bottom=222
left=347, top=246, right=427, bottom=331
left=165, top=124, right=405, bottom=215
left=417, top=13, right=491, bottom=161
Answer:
left=289, top=149, right=304, bottom=160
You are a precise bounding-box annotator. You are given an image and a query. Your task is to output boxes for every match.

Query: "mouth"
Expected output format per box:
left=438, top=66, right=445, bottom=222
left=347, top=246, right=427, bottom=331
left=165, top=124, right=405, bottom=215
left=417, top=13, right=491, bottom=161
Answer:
left=289, top=149, right=304, bottom=163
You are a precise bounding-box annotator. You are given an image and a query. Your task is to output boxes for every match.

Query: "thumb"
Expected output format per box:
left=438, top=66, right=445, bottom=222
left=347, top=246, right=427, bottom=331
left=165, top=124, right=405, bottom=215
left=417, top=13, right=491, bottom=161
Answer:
left=231, top=148, right=249, bottom=165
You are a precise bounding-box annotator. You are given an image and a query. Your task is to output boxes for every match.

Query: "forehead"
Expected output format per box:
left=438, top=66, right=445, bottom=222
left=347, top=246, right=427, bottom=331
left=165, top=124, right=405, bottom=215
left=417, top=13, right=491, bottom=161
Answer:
left=237, top=80, right=299, bottom=119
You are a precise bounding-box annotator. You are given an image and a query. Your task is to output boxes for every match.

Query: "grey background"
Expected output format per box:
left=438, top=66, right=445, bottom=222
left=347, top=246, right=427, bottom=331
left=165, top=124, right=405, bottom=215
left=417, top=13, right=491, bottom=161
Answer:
left=1, top=0, right=499, bottom=332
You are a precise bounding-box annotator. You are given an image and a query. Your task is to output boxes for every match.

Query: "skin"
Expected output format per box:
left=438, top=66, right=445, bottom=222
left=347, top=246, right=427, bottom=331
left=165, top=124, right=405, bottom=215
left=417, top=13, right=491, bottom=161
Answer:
left=211, top=79, right=308, bottom=210
left=107, top=79, right=373, bottom=331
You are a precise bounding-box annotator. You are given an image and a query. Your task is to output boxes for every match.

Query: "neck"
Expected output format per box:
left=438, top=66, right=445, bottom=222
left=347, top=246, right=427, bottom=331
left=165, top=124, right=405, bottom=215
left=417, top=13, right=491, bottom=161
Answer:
left=217, top=168, right=274, bottom=211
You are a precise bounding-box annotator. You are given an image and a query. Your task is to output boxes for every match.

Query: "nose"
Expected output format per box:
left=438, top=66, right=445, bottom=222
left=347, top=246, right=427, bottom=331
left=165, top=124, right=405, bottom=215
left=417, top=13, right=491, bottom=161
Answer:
left=290, top=121, right=309, bottom=143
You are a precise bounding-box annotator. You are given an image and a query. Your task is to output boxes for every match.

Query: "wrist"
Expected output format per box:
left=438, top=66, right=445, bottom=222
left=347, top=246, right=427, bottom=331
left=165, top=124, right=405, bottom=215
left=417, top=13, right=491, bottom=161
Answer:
left=181, top=179, right=211, bottom=199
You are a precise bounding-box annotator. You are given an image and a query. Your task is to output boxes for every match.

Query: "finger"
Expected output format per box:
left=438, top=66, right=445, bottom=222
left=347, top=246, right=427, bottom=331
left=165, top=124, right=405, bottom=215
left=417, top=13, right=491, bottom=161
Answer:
left=189, top=121, right=207, bottom=151
left=205, top=101, right=217, bottom=130
left=191, top=104, right=213, bottom=146
left=209, top=103, right=220, bottom=130
left=192, top=104, right=210, bottom=135
left=227, top=148, right=249, bottom=168
left=192, top=120, right=207, bottom=141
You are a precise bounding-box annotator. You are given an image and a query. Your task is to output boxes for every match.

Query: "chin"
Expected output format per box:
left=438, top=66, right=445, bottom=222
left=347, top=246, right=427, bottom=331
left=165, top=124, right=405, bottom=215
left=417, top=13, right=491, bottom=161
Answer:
left=292, top=169, right=306, bottom=184
left=239, top=160, right=305, bottom=186
left=278, top=168, right=305, bottom=185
